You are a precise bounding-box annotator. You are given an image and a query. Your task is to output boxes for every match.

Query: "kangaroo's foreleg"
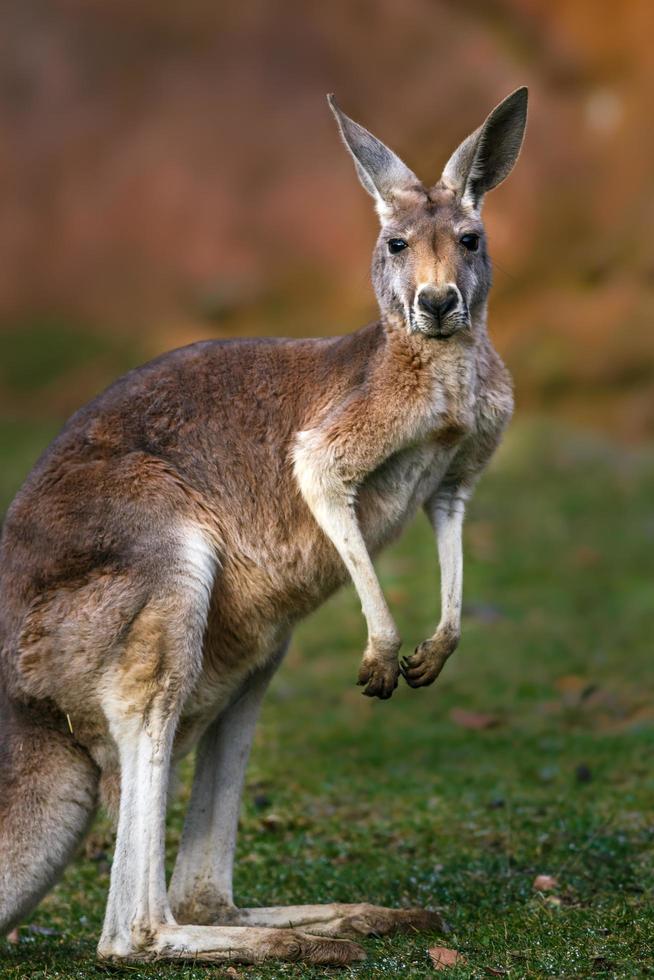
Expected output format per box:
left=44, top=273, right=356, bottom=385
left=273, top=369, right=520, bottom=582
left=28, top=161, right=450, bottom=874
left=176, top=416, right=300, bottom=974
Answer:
left=294, top=424, right=402, bottom=700
left=403, top=488, right=467, bottom=688
left=169, top=643, right=288, bottom=924
left=311, top=494, right=400, bottom=699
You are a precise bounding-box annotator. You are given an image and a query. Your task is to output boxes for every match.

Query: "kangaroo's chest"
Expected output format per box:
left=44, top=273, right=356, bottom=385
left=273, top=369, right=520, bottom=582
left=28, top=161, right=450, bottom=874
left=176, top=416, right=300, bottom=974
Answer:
left=357, top=351, right=496, bottom=550
left=358, top=376, right=477, bottom=550
left=357, top=442, right=452, bottom=551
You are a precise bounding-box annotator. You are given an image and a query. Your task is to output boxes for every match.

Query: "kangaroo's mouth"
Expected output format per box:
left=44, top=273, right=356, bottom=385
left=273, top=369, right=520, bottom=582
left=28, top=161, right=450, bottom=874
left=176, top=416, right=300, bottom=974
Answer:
left=407, top=307, right=469, bottom=339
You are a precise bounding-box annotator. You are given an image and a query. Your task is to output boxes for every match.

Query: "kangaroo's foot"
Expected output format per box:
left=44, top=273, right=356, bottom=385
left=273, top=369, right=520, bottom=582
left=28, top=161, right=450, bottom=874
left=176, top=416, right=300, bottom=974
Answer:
left=97, top=923, right=366, bottom=964
left=209, top=903, right=446, bottom=939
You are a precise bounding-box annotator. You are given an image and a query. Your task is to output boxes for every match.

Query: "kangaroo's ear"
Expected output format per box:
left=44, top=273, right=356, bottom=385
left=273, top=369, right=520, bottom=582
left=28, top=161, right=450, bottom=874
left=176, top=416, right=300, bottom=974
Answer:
left=441, top=87, right=528, bottom=209
left=328, top=94, right=418, bottom=217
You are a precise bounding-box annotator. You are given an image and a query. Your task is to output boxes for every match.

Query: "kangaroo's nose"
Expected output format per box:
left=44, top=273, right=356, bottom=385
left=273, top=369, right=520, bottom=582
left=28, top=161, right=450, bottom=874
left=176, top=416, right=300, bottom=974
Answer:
left=417, top=285, right=459, bottom=320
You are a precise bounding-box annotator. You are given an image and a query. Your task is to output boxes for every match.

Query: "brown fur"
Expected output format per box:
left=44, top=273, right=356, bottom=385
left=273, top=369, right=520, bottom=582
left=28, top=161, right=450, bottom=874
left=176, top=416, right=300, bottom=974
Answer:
left=0, top=307, right=511, bottom=803
left=0, top=89, right=526, bottom=963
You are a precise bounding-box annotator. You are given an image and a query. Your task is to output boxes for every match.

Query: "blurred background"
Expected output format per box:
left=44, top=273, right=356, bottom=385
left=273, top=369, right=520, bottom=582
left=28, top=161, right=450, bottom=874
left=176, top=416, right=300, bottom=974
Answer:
left=1, top=0, right=654, bottom=483
left=2, top=4, right=654, bottom=973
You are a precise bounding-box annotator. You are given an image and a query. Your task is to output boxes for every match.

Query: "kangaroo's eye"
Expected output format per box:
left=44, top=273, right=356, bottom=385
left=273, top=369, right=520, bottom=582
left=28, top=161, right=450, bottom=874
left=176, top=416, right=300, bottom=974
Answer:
left=387, top=238, right=408, bottom=254
left=460, top=233, right=480, bottom=252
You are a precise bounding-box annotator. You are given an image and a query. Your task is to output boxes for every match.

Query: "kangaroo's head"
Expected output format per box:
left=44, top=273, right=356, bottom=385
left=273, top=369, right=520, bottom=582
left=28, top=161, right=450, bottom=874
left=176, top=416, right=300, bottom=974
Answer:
left=329, top=89, right=527, bottom=339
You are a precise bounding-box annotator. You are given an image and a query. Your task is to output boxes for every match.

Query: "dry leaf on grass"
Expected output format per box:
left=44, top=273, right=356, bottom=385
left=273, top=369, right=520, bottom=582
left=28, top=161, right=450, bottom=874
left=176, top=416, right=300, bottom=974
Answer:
left=260, top=812, right=285, bottom=831
left=571, top=545, right=601, bottom=568
left=450, top=707, right=500, bottom=730
left=533, top=873, right=559, bottom=891
left=429, top=945, right=466, bottom=970
left=6, top=928, right=19, bottom=944
left=554, top=674, right=597, bottom=706
left=554, top=673, right=587, bottom=694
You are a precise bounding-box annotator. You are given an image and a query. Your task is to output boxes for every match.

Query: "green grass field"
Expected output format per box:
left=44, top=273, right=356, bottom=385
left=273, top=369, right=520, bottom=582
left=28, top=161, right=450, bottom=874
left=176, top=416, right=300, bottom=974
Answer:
left=1, top=419, right=653, bottom=979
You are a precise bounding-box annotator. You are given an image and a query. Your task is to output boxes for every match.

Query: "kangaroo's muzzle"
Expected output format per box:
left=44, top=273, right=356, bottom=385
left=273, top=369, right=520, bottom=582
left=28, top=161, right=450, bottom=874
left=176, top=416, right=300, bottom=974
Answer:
left=413, top=284, right=468, bottom=339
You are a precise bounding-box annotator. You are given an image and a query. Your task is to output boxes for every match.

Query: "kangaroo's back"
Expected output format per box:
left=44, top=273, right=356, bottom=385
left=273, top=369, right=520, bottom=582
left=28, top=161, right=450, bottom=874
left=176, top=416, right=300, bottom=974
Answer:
left=7, top=327, right=383, bottom=511
left=0, top=325, right=386, bottom=699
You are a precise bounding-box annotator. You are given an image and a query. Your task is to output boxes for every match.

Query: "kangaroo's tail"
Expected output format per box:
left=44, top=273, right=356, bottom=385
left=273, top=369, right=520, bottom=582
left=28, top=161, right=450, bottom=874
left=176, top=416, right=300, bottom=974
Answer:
left=0, top=690, right=98, bottom=936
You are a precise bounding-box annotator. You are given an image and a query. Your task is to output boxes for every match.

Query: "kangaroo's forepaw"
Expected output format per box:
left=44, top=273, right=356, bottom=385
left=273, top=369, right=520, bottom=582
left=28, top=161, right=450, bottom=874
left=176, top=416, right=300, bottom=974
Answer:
left=401, top=629, right=459, bottom=689
left=357, top=657, right=400, bottom=700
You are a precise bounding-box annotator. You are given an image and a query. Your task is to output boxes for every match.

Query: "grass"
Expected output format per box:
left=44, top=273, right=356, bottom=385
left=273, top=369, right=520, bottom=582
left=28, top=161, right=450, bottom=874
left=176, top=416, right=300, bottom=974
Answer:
left=1, top=419, right=653, bottom=978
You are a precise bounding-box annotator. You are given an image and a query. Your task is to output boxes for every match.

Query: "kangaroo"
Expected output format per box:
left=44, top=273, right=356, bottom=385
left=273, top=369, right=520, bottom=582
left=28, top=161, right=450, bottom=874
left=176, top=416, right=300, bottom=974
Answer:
left=0, top=88, right=527, bottom=965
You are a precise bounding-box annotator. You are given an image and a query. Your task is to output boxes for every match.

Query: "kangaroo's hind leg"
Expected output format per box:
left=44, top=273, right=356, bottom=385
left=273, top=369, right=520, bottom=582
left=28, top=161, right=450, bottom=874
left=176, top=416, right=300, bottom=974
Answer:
left=98, top=594, right=362, bottom=966
left=169, top=641, right=289, bottom=924
left=0, top=696, right=99, bottom=936
left=167, top=642, right=445, bottom=942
